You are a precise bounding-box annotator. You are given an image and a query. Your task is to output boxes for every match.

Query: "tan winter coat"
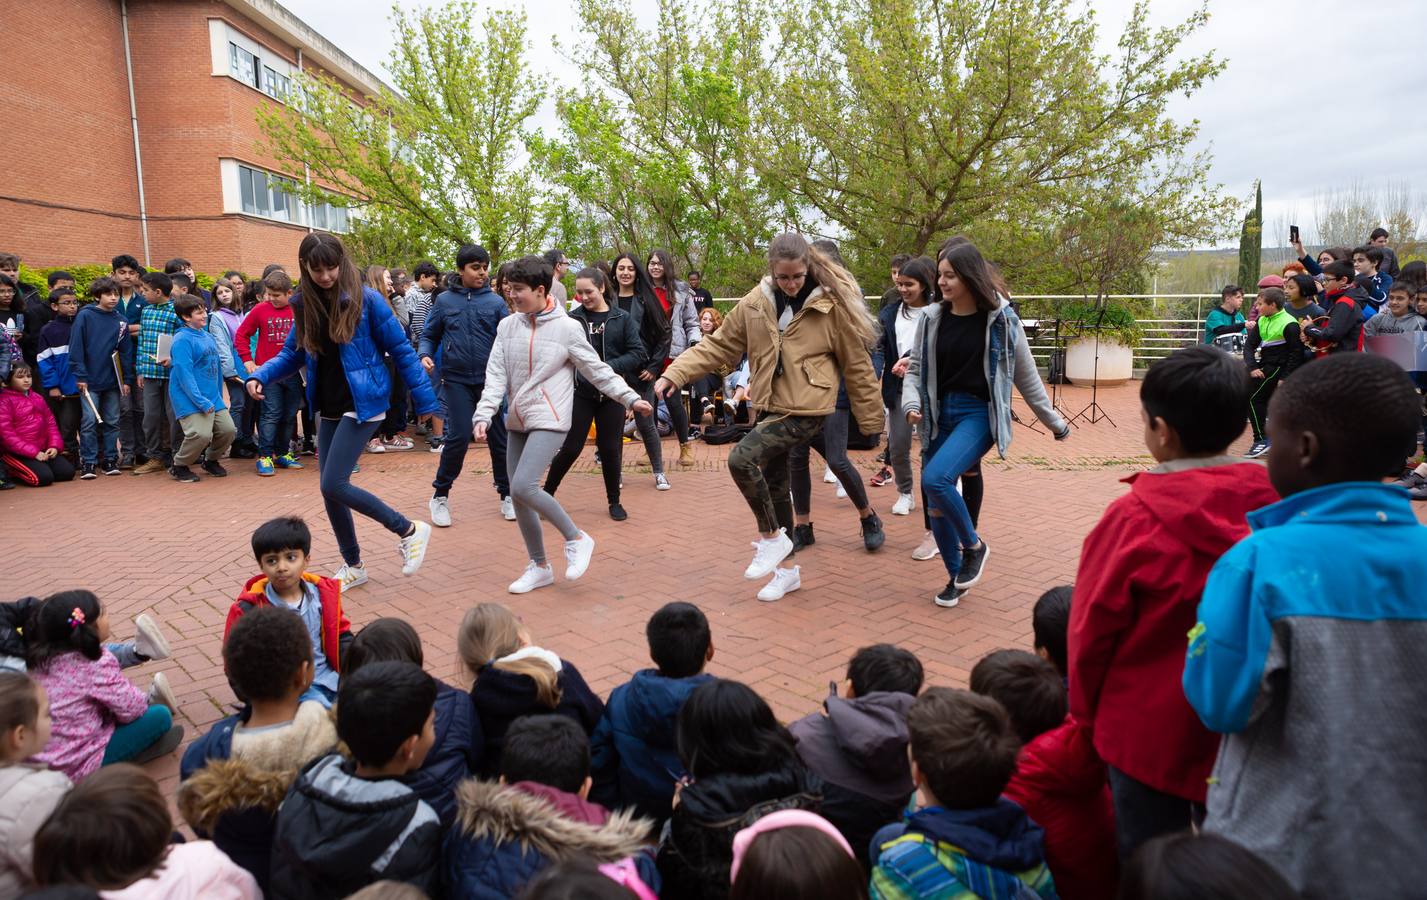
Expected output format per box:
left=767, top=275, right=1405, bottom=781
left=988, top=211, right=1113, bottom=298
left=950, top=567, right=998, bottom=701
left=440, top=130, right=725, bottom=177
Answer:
left=661, top=278, right=883, bottom=434
left=0, top=763, right=71, bottom=900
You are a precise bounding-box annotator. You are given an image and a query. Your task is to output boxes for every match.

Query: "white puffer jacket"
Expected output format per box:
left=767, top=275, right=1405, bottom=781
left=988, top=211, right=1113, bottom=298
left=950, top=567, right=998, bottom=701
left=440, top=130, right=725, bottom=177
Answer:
left=0, top=763, right=71, bottom=898
left=475, top=301, right=641, bottom=433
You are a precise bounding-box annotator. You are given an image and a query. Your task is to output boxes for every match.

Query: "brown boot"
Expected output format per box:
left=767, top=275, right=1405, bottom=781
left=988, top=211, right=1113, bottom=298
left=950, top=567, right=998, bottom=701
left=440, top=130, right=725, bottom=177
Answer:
left=131, top=458, right=166, bottom=475
left=678, top=442, right=695, bottom=467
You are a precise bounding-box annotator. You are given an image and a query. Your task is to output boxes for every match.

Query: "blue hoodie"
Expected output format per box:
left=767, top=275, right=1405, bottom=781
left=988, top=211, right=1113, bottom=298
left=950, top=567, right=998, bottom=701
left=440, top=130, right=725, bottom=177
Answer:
left=67, top=303, right=134, bottom=391
left=37, top=314, right=78, bottom=396
left=589, top=669, right=714, bottom=821
left=871, top=799, right=1056, bottom=899
left=418, top=284, right=509, bottom=385
left=168, top=325, right=226, bottom=418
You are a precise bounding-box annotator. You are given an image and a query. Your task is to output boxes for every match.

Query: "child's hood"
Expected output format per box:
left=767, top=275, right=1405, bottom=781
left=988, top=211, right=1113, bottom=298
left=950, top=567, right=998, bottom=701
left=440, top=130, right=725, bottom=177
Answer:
left=1123, top=459, right=1278, bottom=558
left=450, top=778, right=653, bottom=861
left=906, top=798, right=1045, bottom=872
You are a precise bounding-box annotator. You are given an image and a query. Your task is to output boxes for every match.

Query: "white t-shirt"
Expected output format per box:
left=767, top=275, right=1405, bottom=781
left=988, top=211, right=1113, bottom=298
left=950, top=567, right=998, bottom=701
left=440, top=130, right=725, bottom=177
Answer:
left=894, top=303, right=926, bottom=358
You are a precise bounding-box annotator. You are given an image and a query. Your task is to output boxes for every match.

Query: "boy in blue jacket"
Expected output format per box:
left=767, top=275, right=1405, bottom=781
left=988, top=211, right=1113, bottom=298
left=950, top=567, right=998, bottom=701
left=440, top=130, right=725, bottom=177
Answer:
left=590, top=602, right=715, bottom=823
left=167, top=295, right=235, bottom=482
left=1185, top=352, right=1427, bottom=897
left=420, top=243, right=512, bottom=527
left=37, top=288, right=81, bottom=461
left=68, top=276, right=136, bottom=479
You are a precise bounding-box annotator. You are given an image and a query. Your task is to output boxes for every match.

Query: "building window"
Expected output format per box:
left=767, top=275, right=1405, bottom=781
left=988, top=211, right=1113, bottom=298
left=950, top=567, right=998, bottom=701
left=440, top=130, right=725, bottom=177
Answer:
left=229, top=42, right=260, bottom=91
left=233, top=162, right=349, bottom=232
left=263, top=66, right=291, bottom=101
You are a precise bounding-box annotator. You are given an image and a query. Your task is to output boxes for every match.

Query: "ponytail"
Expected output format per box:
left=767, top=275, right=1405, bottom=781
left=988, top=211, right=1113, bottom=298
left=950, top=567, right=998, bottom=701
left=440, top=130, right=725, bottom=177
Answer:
left=456, top=603, right=562, bottom=709
left=26, top=590, right=104, bottom=669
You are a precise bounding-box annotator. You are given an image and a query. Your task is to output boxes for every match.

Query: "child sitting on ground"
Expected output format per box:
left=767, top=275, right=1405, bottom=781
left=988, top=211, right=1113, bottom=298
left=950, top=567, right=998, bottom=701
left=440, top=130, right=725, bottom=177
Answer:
left=729, top=810, right=866, bottom=900
left=446, top=714, right=659, bottom=899
left=179, top=606, right=337, bottom=893
left=1117, top=833, right=1296, bottom=900
left=344, top=617, right=480, bottom=825
left=590, top=602, right=716, bottom=822
left=1184, top=352, right=1427, bottom=896
left=0, top=364, right=75, bottom=486
left=0, top=598, right=170, bottom=677
left=788, top=644, right=922, bottom=870
left=869, top=688, right=1055, bottom=899
left=225, top=517, right=350, bottom=709
left=26, top=591, right=182, bottom=780
left=970, top=649, right=1116, bottom=900
left=270, top=661, right=442, bottom=898
left=458, top=602, right=604, bottom=777
left=31, top=764, right=259, bottom=898
left=0, top=671, right=71, bottom=898
left=1032, top=585, right=1072, bottom=679
left=167, top=295, right=236, bottom=482
left=1068, top=345, right=1278, bottom=859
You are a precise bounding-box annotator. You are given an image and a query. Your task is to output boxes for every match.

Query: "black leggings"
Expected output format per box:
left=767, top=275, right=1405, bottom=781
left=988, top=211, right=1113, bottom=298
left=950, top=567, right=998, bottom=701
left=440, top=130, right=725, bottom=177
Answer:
left=545, top=392, right=626, bottom=505
left=2, top=453, right=76, bottom=486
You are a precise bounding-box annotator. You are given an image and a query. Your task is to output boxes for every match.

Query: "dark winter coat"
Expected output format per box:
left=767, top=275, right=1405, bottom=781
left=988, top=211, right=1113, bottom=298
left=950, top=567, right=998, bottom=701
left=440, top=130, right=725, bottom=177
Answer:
left=409, top=681, right=482, bottom=825
left=470, top=660, right=605, bottom=779
left=567, top=303, right=647, bottom=395
left=418, top=283, right=509, bottom=385
left=67, top=303, right=134, bottom=391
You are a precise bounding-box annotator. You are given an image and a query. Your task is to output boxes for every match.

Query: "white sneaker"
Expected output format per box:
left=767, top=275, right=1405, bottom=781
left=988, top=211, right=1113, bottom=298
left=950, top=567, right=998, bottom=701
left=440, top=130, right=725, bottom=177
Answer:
left=429, top=496, right=451, bottom=527
left=147, top=672, right=178, bottom=711
left=334, top=564, right=368, bottom=590
left=509, top=561, right=555, bottom=594
left=132, top=613, right=171, bottom=661
left=654, top=473, right=671, bottom=491
left=365, top=438, right=385, bottom=454
left=399, top=521, right=432, bottom=575
left=823, top=466, right=837, bottom=484
left=835, top=483, right=848, bottom=499
left=891, top=493, right=915, bottom=516
left=912, top=532, right=940, bottom=561
left=501, top=496, right=516, bottom=521
left=758, top=566, right=801, bottom=602
left=744, top=528, right=794, bottom=580
left=564, top=531, right=596, bottom=580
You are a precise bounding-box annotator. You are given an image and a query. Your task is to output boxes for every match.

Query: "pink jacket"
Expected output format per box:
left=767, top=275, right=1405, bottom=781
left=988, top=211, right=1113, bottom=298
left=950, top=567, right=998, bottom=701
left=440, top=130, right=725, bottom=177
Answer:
left=101, top=840, right=260, bottom=900
left=0, top=388, right=61, bottom=459
left=30, top=650, right=149, bottom=781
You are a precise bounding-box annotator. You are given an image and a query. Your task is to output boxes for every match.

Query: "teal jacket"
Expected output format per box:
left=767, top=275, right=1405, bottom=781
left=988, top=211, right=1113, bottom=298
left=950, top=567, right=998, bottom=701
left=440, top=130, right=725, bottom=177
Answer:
left=1184, top=482, right=1427, bottom=896
left=1201, top=306, right=1244, bottom=343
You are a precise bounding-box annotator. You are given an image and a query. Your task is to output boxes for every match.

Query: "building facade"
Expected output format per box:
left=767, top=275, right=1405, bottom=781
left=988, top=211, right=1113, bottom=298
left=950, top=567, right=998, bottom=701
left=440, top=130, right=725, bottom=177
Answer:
left=2, top=0, right=381, bottom=276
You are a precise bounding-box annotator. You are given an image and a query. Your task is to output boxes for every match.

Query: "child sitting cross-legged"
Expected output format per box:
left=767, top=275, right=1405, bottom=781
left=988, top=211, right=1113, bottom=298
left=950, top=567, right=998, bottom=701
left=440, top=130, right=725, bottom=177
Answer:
left=0, top=671, right=71, bottom=898
left=344, top=617, right=481, bottom=825
left=225, top=516, right=350, bottom=709
left=590, top=602, right=715, bottom=825
left=270, top=661, right=442, bottom=898
left=31, top=763, right=259, bottom=898
left=446, top=714, right=660, bottom=900
left=970, top=649, right=1116, bottom=900
left=178, top=606, right=338, bottom=894
left=869, top=688, right=1055, bottom=900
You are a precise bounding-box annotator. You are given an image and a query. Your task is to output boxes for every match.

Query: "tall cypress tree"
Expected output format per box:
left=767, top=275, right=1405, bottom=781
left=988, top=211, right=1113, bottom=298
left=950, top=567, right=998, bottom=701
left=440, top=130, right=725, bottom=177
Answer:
left=1237, top=181, right=1263, bottom=290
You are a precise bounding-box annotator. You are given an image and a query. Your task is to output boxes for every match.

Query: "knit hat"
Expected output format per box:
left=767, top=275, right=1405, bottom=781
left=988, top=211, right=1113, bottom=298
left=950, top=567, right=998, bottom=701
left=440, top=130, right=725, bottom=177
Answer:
left=729, top=810, right=855, bottom=884
left=1257, top=274, right=1285, bottom=289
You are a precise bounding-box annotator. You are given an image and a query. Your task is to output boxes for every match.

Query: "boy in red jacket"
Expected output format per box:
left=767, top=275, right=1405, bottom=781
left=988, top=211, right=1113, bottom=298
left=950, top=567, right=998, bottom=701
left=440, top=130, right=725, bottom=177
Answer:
left=1068, top=345, right=1278, bottom=859
left=233, top=271, right=303, bottom=476
left=223, top=516, right=350, bottom=707
left=971, top=649, right=1116, bottom=900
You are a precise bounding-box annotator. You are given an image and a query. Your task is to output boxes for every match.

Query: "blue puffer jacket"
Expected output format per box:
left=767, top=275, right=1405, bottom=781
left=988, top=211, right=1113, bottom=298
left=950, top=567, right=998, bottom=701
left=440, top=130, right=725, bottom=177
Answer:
left=418, top=284, right=509, bottom=385
left=251, top=287, right=438, bottom=421
left=409, top=681, right=483, bottom=825
left=590, top=670, right=714, bottom=822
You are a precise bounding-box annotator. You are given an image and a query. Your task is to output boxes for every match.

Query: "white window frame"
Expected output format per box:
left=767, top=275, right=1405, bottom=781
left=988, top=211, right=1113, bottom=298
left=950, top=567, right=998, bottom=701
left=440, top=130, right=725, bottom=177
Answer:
left=219, top=159, right=351, bottom=233
left=209, top=20, right=296, bottom=105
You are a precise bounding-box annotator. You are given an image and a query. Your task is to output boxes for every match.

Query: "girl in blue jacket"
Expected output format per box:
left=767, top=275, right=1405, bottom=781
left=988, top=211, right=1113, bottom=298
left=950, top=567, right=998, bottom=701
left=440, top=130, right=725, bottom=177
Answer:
left=247, top=234, right=439, bottom=590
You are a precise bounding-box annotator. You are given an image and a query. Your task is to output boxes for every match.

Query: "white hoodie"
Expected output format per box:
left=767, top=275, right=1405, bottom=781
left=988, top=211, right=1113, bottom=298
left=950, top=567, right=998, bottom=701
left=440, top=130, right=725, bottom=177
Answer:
left=475, top=300, right=640, bottom=433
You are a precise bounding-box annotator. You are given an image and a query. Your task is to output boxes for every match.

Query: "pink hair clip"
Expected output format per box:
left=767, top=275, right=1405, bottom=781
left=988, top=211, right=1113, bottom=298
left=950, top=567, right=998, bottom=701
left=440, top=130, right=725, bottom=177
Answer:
left=67, top=608, right=87, bottom=630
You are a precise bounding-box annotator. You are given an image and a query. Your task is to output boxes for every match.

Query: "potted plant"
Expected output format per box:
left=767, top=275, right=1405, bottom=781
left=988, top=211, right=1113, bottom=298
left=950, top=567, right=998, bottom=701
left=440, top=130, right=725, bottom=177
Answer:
left=1058, top=300, right=1142, bottom=385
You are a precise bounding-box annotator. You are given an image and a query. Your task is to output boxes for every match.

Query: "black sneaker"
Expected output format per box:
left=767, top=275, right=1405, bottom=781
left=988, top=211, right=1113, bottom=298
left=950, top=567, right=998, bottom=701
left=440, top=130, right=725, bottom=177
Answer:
left=102, top=459, right=122, bottom=476
left=1244, top=440, right=1270, bottom=459
left=608, top=503, right=628, bottom=521
left=861, top=512, right=886, bottom=552
left=201, top=459, right=228, bottom=477
left=169, top=464, right=200, bottom=483
left=935, top=581, right=968, bottom=608
left=792, top=523, right=816, bottom=551
left=0, top=477, right=13, bottom=491
left=80, top=463, right=97, bottom=480
left=954, top=541, right=990, bottom=589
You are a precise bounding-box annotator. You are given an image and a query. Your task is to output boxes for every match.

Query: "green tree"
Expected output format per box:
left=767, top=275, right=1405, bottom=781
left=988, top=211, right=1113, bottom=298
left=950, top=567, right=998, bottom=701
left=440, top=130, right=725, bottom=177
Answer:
left=757, top=0, right=1232, bottom=292
left=257, top=1, right=556, bottom=261
left=1237, top=180, right=1262, bottom=289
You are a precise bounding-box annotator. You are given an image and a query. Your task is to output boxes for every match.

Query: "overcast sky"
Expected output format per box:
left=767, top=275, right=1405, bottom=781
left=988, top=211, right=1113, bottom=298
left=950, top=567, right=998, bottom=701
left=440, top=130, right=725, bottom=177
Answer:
left=281, top=0, right=1427, bottom=246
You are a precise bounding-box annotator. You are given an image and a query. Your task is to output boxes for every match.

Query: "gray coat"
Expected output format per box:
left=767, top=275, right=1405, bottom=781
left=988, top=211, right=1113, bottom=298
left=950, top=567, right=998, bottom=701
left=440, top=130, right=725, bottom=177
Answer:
left=668, top=281, right=702, bottom=359
left=901, top=297, right=1067, bottom=457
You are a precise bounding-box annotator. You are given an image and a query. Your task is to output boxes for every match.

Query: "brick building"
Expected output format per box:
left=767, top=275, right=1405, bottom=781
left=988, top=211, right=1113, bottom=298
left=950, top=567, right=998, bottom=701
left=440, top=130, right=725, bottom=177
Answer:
left=2, top=0, right=383, bottom=276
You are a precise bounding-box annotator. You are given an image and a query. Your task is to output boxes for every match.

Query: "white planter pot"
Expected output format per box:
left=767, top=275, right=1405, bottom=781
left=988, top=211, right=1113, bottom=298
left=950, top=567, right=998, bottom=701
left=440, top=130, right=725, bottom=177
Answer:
left=1066, top=336, right=1133, bottom=385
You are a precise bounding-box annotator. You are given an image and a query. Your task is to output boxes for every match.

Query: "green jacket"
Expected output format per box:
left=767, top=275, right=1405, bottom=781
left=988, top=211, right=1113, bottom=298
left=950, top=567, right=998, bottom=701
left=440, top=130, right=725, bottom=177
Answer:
left=1203, top=306, right=1245, bottom=343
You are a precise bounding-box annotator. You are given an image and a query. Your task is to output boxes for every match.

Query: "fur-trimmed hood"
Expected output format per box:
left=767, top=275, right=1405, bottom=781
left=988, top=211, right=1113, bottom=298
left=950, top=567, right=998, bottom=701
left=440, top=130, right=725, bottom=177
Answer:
left=451, top=779, right=654, bottom=862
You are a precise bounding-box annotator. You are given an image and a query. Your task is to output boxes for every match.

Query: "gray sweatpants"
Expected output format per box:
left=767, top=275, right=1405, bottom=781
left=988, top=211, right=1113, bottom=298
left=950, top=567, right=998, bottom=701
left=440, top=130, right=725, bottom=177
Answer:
left=507, top=429, right=580, bottom=566
left=886, top=395, right=916, bottom=495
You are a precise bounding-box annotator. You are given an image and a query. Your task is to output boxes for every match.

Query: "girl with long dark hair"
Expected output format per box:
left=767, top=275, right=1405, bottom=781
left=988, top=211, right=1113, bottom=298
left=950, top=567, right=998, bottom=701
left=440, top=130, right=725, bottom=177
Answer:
left=879, top=256, right=939, bottom=553
left=646, top=249, right=703, bottom=467
left=247, top=234, right=439, bottom=589
left=612, top=252, right=673, bottom=490
left=903, top=241, right=1068, bottom=608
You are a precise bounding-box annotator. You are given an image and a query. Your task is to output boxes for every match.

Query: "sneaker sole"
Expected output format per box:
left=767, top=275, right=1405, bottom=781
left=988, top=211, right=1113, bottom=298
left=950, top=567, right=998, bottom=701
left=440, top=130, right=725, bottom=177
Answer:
left=429, top=502, right=452, bottom=528
left=150, top=673, right=179, bottom=711
left=954, top=545, right=990, bottom=590
left=508, top=575, right=555, bottom=594
left=758, top=578, right=801, bottom=602
left=912, top=547, right=941, bottom=561
left=934, top=593, right=963, bottom=608
left=133, top=614, right=171, bottom=660
left=339, top=574, right=369, bottom=591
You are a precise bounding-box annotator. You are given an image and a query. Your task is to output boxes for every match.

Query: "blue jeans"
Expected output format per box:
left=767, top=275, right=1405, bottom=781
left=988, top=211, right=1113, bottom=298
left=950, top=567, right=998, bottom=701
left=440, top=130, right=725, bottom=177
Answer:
left=101, top=704, right=172, bottom=764
left=434, top=380, right=508, bottom=497
left=259, top=376, right=304, bottom=457
left=922, top=392, right=993, bottom=577
left=318, top=415, right=412, bottom=567
left=79, top=387, right=123, bottom=465
left=299, top=682, right=337, bottom=709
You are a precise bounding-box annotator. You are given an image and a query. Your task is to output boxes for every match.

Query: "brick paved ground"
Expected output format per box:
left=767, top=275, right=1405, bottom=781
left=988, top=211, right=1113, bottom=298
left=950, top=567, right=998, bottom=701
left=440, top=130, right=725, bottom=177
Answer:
left=5, top=381, right=1423, bottom=803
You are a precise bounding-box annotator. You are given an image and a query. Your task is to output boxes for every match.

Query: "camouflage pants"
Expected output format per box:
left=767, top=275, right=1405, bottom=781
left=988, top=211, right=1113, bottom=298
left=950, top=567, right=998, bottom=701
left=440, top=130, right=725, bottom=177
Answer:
left=728, top=413, right=826, bottom=539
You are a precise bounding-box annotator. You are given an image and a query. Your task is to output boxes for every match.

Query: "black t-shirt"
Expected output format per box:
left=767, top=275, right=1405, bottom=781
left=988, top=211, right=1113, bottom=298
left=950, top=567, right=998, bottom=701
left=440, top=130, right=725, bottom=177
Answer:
left=583, top=308, right=612, bottom=357
left=936, top=308, right=989, bottom=401
left=692, top=288, right=714, bottom=309
left=313, top=310, right=355, bottom=418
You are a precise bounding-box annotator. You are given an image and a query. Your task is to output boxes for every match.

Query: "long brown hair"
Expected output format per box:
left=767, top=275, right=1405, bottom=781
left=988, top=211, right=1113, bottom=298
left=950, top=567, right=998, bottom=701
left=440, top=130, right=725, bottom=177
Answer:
left=33, top=764, right=172, bottom=890
left=456, top=603, right=561, bottom=708
left=938, top=241, right=1005, bottom=312
left=767, top=233, right=880, bottom=349
left=294, top=232, right=364, bottom=355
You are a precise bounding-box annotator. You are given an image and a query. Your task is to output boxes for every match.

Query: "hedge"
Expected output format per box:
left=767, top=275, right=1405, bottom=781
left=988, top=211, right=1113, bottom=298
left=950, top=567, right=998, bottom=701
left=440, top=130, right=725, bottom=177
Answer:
left=16, top=264, right=228, bottom=301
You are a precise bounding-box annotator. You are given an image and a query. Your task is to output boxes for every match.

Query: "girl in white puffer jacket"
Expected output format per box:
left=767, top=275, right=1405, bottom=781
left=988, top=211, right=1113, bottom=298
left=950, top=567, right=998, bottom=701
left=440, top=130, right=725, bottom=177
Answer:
left=474, top=256, right=653, bottom=595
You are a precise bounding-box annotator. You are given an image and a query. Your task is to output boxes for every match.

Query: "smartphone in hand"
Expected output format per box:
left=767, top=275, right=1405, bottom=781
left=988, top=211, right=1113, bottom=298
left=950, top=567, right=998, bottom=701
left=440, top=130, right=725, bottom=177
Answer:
left=1290, top=224, right=1300, bottom=244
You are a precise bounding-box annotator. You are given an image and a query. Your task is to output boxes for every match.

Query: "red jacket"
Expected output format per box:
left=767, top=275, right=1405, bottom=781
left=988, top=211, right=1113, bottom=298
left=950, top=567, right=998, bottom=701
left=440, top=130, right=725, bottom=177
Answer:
left=224, top=572, right=349, bottom=672
left=233, top=301, right=294, bottom=366
left=0, top=387, right=63, bottom=458
left=1003, top=716, right=1117, bottom=900
left=1068, top=459, right=1278, bottom=802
